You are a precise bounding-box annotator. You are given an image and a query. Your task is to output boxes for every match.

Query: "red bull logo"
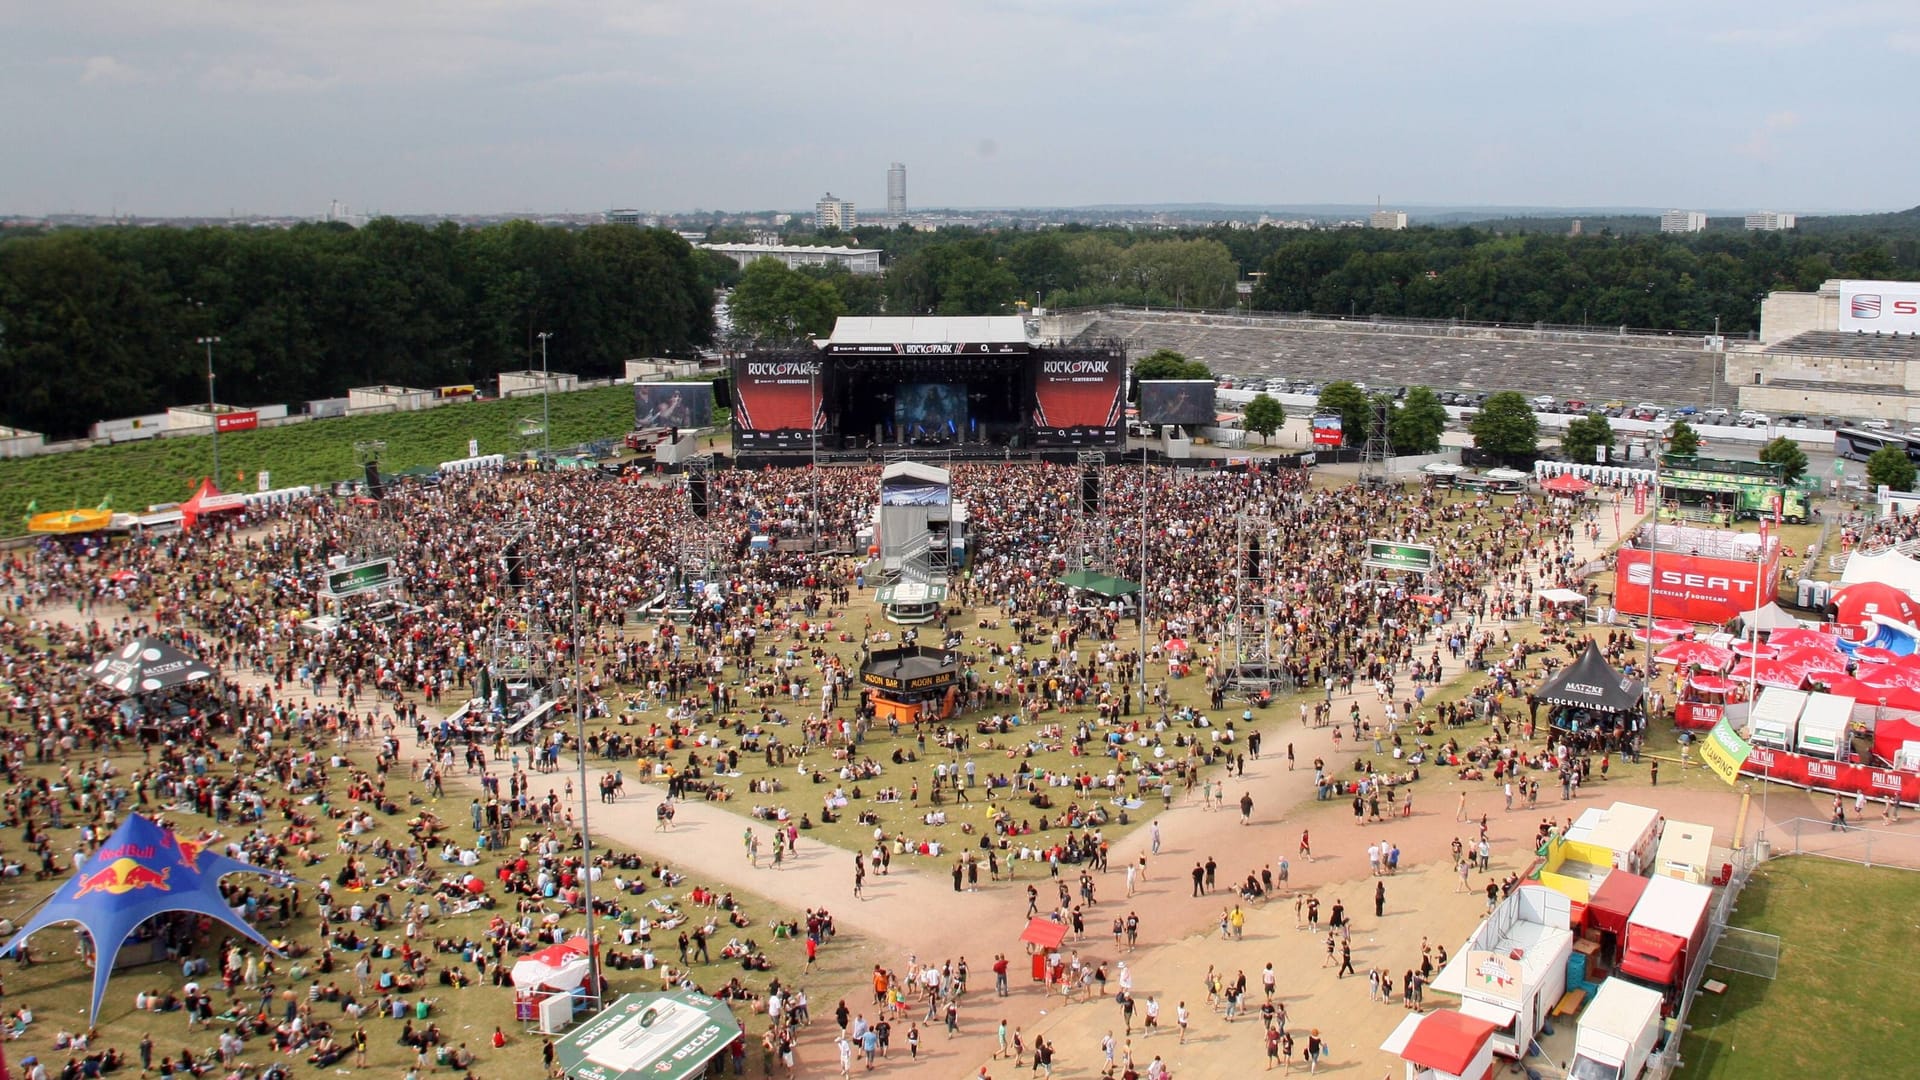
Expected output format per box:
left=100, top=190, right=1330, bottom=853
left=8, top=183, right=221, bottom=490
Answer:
left=74, top=857, right=171, bottom=898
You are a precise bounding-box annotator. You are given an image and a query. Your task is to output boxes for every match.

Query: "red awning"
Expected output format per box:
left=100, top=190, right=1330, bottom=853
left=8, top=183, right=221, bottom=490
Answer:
left=1541, top=474, right=1592, bottom=495
left=1019, top=917, right=1068, bottom=950
left=1401, top=1010, right=1500, bottom=1076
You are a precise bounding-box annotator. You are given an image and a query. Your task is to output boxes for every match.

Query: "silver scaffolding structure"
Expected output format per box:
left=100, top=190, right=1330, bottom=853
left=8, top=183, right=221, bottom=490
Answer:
left=1226, top=511, right=1283, bottom=692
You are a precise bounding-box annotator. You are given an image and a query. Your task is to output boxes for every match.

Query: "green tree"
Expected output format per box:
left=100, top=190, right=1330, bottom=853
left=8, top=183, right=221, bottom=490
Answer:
left=1867, top=445, right=1918, bottom=492
left=1315, top=381, right=1371, bottom=448
left=1560, top=412, right=1616, bottom=465
left=1242, top=393, right=1285, bottom=444
left=727, top=258, right=844, bottom=341
left=1470, top=392, right=1541, bottom=457
left=1666, top=419, right=1700, bottom=457
left=1390, top=386, right=1447, bottom=453
left=1129, top=349, right=1211, bottom=401
left=1758, top=436, right=1810, bottom=484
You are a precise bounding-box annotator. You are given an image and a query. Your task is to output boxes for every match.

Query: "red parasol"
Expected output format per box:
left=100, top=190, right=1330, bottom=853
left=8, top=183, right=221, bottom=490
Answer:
left=1854, top=646, right=1903, bottom=666
left=1687, top=673, right=1739, bottom=695
left=1541, top=474, right=1592, bottom=495
left=1631, top=626, right=1678, bottom=644
left=1654, top=617, right=1695, bottom=634
left=1019, top=917, right=1068, bottom=950
left=1764, top=627, right=1836, bottom=651
left=1730, top=640, right=1777, bottom=658
left=1655, top=640, right=1734, bottom=669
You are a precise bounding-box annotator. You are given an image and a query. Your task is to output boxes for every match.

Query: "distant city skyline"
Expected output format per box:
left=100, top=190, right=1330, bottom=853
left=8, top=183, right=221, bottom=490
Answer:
left=4, top=2, right=1917, bottom=218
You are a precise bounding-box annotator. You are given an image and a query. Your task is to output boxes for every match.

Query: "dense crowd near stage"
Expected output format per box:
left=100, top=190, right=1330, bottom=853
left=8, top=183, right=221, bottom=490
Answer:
left=0, top=458, right=1619, bottom=1079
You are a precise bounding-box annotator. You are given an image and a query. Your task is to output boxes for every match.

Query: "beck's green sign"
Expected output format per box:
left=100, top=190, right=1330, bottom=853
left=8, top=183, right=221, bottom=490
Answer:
left=1365, top=540, right=1436, bottom=574
left=325, top=559, right=394, bottom=597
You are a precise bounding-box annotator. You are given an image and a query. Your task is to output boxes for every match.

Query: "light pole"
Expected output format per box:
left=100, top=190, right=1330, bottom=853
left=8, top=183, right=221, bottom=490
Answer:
left=197, top=336, right=222, bottom=484
left=570, top=562, right=602, bottom=1004
left=1138, top=444, right=1150, bottom=694
left=537, top=331, right=553, bottom=454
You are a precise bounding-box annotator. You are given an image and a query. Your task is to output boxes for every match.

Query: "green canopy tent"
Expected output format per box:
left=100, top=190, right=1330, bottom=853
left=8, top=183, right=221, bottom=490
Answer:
left=556, top=991, right=743, bottom=1080
left=1054, top=570, right=1140, bottom=598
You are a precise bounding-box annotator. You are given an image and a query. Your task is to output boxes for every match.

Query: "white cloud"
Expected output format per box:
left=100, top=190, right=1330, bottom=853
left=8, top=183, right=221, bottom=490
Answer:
left=199, top=64, right=336, bottom=94
left=80, top=55, right=140, bottom=84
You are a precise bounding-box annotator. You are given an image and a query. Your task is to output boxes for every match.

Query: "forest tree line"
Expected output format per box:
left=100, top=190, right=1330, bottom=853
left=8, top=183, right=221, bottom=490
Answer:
left=5, top=211, right=1918, bottom=436
left=725, top=212, right=1920, bottom=340
left=0, top=220, right=715, bottom=438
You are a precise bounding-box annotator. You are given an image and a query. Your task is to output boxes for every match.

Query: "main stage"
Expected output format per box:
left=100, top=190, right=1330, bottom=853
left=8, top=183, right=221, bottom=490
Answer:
left=730, top=315, right=1125, bottom=461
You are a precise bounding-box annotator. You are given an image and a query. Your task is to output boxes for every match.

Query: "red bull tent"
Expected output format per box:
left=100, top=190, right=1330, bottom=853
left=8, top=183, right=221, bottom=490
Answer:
left=555, top=990, right=742, bottom=1080
left=2, top=814, right=284, bottom=1023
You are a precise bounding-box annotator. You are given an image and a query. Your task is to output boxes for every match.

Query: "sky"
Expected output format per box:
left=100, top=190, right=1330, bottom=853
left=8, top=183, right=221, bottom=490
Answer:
left=5, top=0, right=1917, bottom=218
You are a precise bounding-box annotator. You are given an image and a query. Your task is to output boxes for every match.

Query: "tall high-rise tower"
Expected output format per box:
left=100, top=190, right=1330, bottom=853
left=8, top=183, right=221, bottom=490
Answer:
left=887, top=162, right=907, bottom=215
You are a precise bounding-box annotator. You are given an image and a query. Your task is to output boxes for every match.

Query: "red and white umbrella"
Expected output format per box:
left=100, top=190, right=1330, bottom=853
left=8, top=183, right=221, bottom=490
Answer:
left=1852, top=646, right=1902, bottom=666
left=1162, top=638, right=1190, bottom=654
left=1654, top=618, right=1695, bottom=635
left=1729, top=640, right=1777, bottom=659
left=1655, top=640, right=1734, bottom=669
left=1764, top=627, right=1835, bottom=651
left=1687, top=673, right=1739, bottom=695
left=1631, top=626, right=1678, bottom=644
left=511, top=939, right=593, bottom=991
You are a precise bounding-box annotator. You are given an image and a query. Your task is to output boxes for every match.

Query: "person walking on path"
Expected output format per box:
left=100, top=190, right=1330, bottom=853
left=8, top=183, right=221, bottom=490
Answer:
left=1240, top=791, right=1254, bottom=825
left=854, top=853, right=865, bottom=898
left=1374, top=880, right=1387, bottom=918
left=1191, top=863, right=1205, bottom=897
left=1299, top=829, right=1313, bottom=862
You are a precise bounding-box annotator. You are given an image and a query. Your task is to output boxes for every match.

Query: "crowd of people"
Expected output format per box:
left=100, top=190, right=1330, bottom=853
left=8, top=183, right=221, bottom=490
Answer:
left=0, top=451, right=1633, bottom=1078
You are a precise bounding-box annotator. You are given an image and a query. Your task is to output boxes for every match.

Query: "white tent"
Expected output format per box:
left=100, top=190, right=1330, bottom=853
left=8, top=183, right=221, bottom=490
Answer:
left=1839, top=548, right=1920, bottom=593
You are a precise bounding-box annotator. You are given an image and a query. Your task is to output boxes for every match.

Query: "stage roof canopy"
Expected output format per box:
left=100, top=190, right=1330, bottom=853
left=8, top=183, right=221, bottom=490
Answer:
left=828, top=315, right=1029, bottom=346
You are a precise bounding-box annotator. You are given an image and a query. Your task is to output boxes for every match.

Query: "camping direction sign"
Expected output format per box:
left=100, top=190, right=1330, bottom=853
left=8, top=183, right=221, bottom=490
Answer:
left=1700, top=716, right=1753, bottom=787
left=1364, top=540, right=1436, bottom=574
left=324, top=559, right=394, bottom=598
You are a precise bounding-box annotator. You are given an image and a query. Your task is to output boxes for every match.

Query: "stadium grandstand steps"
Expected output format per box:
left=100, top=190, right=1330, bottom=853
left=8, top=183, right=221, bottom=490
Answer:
left=1080, top=313, right=1734, bottom=404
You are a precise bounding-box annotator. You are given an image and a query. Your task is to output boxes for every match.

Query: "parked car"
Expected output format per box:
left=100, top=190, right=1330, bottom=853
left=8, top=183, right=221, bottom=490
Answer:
left=1702, top=407, right=1731, bottom=423
left=1563, top=399, right=1589, bottom=413
left=1862, top=417, right=1891, bottom=430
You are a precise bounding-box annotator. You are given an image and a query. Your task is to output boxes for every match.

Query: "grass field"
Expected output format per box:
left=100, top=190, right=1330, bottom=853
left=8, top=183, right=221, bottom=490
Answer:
left=0, top=385, right=685, bottom=537
left=0, top=720, right=869, bottom=1079
left=1680, top=856, right=1920, bottom=1078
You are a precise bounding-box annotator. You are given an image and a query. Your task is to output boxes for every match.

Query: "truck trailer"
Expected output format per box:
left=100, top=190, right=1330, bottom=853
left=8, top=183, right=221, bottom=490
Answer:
left=1570, top=978, right=1664, bottom=1079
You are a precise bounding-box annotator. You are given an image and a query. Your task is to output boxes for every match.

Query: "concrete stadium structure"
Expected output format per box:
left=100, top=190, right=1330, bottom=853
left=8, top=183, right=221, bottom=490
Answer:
left=1729, top=279, right=1920, bottom=423
left=1046, top=310, right=1731, bottom=406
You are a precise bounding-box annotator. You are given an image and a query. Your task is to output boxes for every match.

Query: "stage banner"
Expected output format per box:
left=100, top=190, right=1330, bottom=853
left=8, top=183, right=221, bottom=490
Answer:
left=731, top=358, right=821, bottom=449
left=1614, top=547, right=1780, bottom=624
left=1032, top=354, right=1123, bottom=435
left=1310, top=415, right=1344, bottom=447
left=1700, top=717, right=1752, bottom=786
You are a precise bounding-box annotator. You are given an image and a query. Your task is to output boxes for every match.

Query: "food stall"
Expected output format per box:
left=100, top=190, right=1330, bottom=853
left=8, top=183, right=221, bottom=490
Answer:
left=1744, top=687, right=1807, bottom=750
left=1653, top=821, right=1716, bottom=885
left=1619, top=877, right=1713, bottom=1006
left=1379, top=1009, right=1502, bottom=1080
left=1795, top=692, right=1855, bottom=760
left=1569, top=802, right=1663, bottom=876
left=1432, top=887, right=1574, bottom=1059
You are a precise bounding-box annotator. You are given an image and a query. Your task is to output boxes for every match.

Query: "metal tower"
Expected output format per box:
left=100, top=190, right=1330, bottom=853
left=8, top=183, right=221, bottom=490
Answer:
left=1227, top=512, right=1281, bottom=690
left=1359, top=398, right=1393, bottom=487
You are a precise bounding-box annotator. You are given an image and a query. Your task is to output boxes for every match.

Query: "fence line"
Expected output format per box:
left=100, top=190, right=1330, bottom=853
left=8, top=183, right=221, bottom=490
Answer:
left=1771, top=815, right=1920, bottom=871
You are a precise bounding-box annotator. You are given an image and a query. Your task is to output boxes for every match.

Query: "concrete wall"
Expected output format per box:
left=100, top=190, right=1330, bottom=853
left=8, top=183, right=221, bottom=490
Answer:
left=0, top=431, right=44, bottom=458
left=498, top=371, right=579, bottom=397
left=1737, top=384, right=1920, bottom=426
left=348, top=386, right=434, bottom=413
left=1759, top=287, right=1837, bottom=344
